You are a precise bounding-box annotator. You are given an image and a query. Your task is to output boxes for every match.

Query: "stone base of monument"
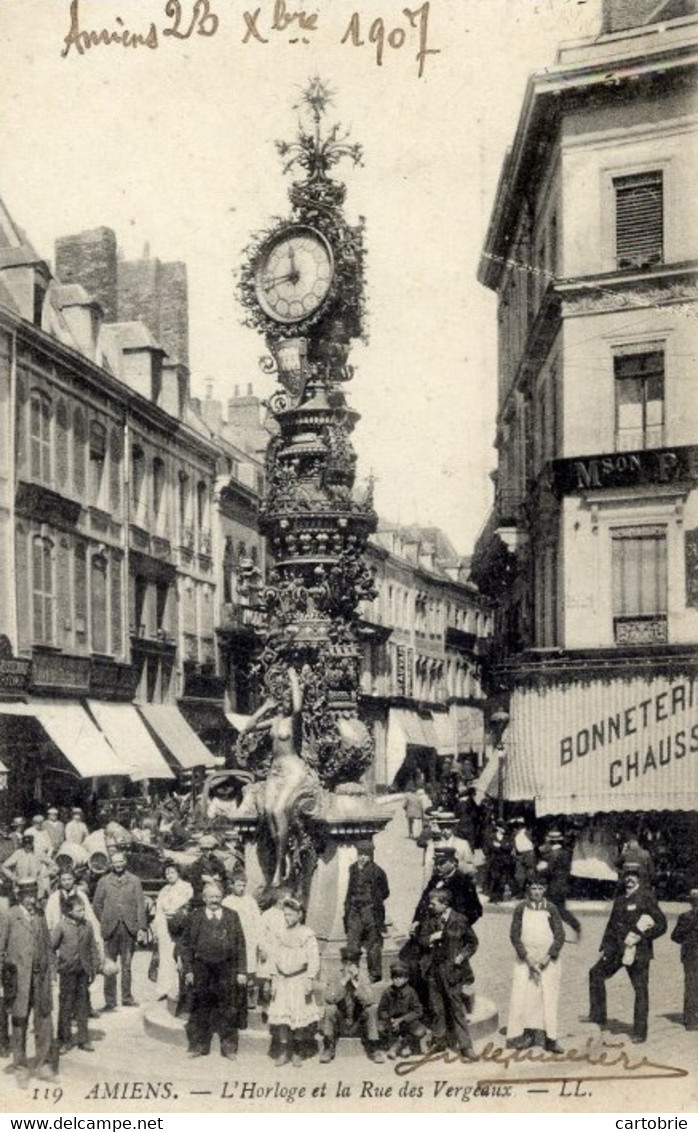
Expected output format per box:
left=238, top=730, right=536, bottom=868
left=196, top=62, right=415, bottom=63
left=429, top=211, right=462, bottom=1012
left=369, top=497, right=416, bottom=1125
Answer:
left=142, top=991, right=499, bottom=1052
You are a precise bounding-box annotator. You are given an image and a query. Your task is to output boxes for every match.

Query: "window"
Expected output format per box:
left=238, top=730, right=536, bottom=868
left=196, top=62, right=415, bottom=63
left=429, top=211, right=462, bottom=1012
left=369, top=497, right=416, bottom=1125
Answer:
left=73, top=409, right=86, bottom=495
left=90, top=555, right=108, bottom=653
left=109, top=428, right=122, bottom=512
left=89, top=422, right=107, bottom=505
left=615, top=349, right=664, bottom=451
left=30, top=391, right=51, bottom=483
left=32, top=536, right=53, bottom=643
left=153, top=457, right=166, bottom=524
left=614, top=171, right=663, bottom=270
left=55, top=401, right=69, bottom=491
left=131, top=445, right=146, bottom=516
left=196, top=480, right=208, bottom=531
left=612, top=526, right=667, bottom=645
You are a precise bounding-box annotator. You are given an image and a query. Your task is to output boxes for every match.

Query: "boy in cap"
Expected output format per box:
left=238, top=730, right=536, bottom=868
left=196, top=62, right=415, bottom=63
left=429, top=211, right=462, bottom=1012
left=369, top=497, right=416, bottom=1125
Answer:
left=51, top=894, right=101, bottom=1053
left=378, top=961, right=428, bottom=1058
left=344, top=839, right=390, bottom=983
left=319, top=946, right=384, bottom=1063
left=417, top=888, right=478, bottom=1061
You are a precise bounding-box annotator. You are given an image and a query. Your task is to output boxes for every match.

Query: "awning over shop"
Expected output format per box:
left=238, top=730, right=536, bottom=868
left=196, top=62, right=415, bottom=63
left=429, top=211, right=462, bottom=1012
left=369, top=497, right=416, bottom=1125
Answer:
left=507, top=674, right=698, bottom=815
left=86, top=700, right=174, bottom=781
left=453, top=705, right=485, bottom=753
left=471, top=749, right=503, bottom=800
left=430, top=712, right=456, bottom=756
left=386, top=708, right=437, bottom=784
left=0, top=700, right=124, bottom=779
left=137, top=704, right=216, bottom=770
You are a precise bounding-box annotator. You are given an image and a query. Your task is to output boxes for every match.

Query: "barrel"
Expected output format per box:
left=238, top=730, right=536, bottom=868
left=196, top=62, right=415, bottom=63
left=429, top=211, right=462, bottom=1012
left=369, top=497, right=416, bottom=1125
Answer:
left=55, top=840, right=89, bottom=872
left=84, top=829, right=110, bottom=876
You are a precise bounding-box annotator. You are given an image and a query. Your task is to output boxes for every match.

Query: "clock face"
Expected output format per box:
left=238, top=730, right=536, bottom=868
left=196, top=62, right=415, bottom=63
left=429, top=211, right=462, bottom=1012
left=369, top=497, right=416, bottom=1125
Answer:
left=254, top=226, right=334, bottom=324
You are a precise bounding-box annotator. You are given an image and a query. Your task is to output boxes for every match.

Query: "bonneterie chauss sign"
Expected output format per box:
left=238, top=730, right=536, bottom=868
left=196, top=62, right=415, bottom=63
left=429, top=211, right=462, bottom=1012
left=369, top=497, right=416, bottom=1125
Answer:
left=507, top=675, right=698, bottom=815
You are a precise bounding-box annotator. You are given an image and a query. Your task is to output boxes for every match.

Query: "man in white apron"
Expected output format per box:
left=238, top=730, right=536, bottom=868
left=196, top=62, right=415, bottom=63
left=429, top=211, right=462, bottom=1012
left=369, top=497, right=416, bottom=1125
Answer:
left=506, top=871, right=566, bottom=1053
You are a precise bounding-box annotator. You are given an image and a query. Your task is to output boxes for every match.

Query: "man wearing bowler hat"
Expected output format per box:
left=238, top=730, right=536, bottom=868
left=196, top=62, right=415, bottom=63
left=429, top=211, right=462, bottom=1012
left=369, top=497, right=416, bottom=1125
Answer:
left=92, top=851, right=147, bottom=1009
left=344, top=839, right=390, bottom=983
left=588, top=864, right=667, bottom=1043
left=0, top=878, right=56, bottom=1085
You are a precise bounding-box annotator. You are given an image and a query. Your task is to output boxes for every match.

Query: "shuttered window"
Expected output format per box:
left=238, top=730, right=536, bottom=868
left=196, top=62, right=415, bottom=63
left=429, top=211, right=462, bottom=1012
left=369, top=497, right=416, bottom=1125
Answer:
left=90, top=555, right=108, bottom=653
left=109, top=428, right=122, bottom=513
left=74, top=541, right=87, bottom=648
left=612, top=527, right=667, bottom=618
left=30, top=391, right=52, bottom=483
left=32, top=536, right=54, bottom=644
left=55, top=401, right=70, bottom=491
left=614, top=171, right=663, bottom=270
left=111, top=554, right=123, bottom=657
left=73, top=409, right=86, bottom=496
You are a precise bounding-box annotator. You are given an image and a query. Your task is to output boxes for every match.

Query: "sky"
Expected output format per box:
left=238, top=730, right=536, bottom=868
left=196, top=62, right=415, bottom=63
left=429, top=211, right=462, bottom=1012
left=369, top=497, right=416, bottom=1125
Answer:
left=0, top=0, right=601, bottom=556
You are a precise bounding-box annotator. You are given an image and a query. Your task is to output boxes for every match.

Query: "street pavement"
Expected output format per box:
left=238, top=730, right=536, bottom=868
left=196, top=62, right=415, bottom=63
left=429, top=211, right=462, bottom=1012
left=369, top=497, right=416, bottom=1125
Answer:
left=3, top=798, right=696, bottom=1114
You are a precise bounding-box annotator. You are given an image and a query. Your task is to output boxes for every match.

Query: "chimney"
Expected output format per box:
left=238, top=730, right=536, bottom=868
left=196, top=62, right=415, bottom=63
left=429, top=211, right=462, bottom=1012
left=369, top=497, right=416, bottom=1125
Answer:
left=55, top=227, right=118, bottom=322
left=199, top=387, right=223, bottom=435
left=601, top=0, right=665, bottom=32
left=228, top=390, right=261, bottom=434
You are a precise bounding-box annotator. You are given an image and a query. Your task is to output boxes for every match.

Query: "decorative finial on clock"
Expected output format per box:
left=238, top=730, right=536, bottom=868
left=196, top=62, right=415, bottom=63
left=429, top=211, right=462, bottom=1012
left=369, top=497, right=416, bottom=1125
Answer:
left=275, top=76, right=363, bottom=185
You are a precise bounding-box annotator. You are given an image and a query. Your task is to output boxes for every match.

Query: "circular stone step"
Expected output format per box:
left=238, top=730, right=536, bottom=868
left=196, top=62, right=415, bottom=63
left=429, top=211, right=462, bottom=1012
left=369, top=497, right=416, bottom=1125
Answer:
left=143, top=995, right=499, bottom=1050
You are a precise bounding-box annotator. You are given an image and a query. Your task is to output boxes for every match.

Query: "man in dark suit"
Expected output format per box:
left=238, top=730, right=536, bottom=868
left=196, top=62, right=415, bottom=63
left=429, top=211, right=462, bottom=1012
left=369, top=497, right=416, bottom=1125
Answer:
left=186, top=834, right=228, bottom=907
left=344, top=840, right=390, bottom=983
left=92, top=850, right=147, bottom=1009
left=418, top=888, right=478, bottom=1060
left=0, top=878, right=56, bottom=1085
left=179, top=880, right=247, bottom=1060
left=413, top=846, right=482, bottom=930
left=588, top=865, right=667, bottom=1043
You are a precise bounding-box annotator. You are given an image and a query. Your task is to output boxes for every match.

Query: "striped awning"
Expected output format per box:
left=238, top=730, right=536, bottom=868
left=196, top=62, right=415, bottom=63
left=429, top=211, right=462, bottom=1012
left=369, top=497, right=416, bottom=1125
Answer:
left=0, top=700, right=125, bottom=779
left=137, top=704, right=216, bottom=770
left=506, top=674, right=698, bottom=815
left=86, top=700, right=174, bottom=781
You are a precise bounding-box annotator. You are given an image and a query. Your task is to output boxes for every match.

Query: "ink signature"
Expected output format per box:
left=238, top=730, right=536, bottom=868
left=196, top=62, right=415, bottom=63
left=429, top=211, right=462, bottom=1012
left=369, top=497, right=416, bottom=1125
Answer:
left=394, top=1037, right=689, bottom=1085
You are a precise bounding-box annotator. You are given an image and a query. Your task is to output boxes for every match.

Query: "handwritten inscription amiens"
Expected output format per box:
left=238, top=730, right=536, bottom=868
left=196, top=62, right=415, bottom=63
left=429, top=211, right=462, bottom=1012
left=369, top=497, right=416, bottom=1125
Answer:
left=60, top=0, right=441, bottom=78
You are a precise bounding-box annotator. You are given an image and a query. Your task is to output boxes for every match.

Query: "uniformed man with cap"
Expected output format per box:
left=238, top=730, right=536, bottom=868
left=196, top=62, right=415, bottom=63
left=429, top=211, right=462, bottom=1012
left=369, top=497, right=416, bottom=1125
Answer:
left=92, top=851, right=148, bottom=1009
left=2, top=829, right=55, bottom=902
left=413, top=845, right=482, bottom=931
left=588, top=863, right=667, bottom=1043
left=0, top=878, right=56, bottom=1085
left=344, top=839, right=390, bottom=983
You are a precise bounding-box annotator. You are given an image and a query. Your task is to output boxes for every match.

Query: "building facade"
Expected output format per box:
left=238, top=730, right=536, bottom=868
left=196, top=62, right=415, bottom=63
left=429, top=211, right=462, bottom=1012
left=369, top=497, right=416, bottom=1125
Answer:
left=358, top=523, right=491, bottom=791
left=0, top=208, right=266, bottom=812
left=472, top=1, right=698, bottom=842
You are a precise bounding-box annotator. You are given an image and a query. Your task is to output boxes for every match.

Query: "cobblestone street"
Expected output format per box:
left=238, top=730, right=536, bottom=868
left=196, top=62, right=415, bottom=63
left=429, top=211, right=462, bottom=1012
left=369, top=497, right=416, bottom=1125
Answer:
left=4, top=801, right=696, bottom=1114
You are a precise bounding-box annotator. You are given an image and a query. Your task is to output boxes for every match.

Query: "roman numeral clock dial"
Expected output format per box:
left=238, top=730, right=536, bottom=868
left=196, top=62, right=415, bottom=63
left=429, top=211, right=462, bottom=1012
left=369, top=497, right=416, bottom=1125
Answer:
left=254, top=225, right=334, bottom=325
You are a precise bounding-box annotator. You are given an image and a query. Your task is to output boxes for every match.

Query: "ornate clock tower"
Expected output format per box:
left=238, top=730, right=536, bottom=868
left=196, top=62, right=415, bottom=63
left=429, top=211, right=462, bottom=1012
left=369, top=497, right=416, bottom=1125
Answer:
left=238, top=80, right=387, bottom=909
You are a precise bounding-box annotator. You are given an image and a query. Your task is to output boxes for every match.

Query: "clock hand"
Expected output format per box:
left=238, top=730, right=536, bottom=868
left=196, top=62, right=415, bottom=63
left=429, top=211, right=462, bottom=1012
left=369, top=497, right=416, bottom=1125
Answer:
left=263, top=272, right=298, bottom=291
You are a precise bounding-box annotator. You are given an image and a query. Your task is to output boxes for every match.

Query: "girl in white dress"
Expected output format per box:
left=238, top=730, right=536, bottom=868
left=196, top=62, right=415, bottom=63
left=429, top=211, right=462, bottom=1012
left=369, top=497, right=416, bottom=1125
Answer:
left=267, top=896, right=320, bottom=1067
left=153, top=861, right=193, bottom=1000
left=506, top=873, right=565, bottom=1053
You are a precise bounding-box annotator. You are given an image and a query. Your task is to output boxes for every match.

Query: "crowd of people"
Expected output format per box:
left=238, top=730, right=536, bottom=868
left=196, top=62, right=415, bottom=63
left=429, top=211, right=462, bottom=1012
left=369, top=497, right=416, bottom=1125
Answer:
left=0, top=797, right=696, bottom=1089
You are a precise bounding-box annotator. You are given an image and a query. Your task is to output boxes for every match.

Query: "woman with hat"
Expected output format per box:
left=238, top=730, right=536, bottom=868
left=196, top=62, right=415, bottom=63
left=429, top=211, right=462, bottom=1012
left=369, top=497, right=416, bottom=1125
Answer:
left=152, top=860, right=193, bottom=1000
left=506, top=869, right=565, bottom=1053
left=266, top=896, right=320, bottom=1067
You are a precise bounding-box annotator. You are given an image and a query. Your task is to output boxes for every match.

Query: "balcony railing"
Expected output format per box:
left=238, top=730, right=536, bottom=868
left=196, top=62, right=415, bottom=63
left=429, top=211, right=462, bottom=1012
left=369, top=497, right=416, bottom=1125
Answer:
left=614, top=615, right=667, bottom=646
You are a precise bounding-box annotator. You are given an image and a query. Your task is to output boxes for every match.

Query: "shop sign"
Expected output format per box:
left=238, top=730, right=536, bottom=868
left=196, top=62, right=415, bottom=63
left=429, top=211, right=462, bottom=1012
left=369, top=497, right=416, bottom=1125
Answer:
left=396, top=646, right=406, bottom=695
left=509, top=674, right=698, bottom=814
left=0, top=635, right=30, bottom=694
left=30, top=652, right=90, bottom=693
left=553, top=444, right=698, bottom=495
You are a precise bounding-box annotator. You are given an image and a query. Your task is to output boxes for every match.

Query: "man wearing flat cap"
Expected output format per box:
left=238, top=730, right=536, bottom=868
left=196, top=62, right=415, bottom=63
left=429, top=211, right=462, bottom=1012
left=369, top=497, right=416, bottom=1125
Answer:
left=187, top=834, right=228, bottom=908
left=319, top=946, right=384, bottom=1063
left=344, top=840, right=390, bottom=983
left=588, top=865, right=667, bottom=1043
left=2, top=829, right=55, bottom=902
left=0, top=878, right=56, bottom=1085
left=92, top=851, right=147, bottom=1009
left=179, top=881, right=247, bottom=1060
